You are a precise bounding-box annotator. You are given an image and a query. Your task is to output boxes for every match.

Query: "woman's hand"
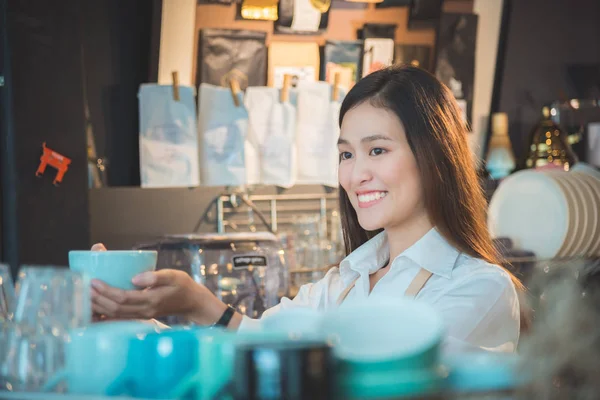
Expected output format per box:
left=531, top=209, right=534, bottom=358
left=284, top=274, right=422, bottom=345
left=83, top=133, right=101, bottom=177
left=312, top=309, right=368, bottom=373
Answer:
left=90, top=268, right=204, bottom=320
left=89, top=243, right=239, bottom=327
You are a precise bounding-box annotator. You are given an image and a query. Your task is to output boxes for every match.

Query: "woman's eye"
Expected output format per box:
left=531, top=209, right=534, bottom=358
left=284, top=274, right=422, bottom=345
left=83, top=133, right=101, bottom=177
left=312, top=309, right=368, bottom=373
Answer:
left=339, top=151, right=353, bottom=161
left=369, top=148, right=386, bottom=156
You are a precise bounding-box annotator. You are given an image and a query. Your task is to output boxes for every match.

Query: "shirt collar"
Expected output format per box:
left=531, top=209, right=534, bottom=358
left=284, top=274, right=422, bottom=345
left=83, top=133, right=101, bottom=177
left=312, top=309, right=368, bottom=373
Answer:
left=339, top=227, right=460, bottom=284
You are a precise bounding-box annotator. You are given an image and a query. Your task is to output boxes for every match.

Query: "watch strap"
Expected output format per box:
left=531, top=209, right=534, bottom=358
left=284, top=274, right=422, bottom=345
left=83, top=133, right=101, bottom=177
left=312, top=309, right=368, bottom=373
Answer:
left=215, top=305, right=236, bottom=328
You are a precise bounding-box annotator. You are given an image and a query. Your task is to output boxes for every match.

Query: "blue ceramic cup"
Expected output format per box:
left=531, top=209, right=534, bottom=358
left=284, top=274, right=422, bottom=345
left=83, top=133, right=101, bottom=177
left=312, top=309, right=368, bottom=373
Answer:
left=42, top=321, right=158, bottom=395
left=107, top=326, right=212, bottom=399
left=69, top=250, right=157, bottom=290
left=170, top=330, right=299, bottom=400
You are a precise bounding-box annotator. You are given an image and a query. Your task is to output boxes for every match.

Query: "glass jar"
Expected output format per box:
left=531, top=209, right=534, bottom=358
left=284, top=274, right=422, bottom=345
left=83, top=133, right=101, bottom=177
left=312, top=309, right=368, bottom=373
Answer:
left=524, top=107, right=577, bottom=170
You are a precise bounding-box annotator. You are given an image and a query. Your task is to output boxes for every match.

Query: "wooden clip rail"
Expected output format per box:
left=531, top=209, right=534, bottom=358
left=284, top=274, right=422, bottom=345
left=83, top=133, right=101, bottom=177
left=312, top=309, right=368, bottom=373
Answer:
left=280, top=74, right=292, bottom=103
left=332, top=72, right=341, bottom=102
left=171, top=71, right=180, bottom=101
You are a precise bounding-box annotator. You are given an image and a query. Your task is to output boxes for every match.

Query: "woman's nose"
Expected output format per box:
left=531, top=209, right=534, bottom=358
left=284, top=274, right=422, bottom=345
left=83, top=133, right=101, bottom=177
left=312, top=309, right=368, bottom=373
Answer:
left=351, top=157, right=373, bottom=187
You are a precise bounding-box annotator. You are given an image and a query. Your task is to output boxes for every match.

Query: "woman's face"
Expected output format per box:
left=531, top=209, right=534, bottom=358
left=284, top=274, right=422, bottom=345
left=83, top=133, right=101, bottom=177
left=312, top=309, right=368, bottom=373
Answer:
left=338, top=102, right=428, bottom=232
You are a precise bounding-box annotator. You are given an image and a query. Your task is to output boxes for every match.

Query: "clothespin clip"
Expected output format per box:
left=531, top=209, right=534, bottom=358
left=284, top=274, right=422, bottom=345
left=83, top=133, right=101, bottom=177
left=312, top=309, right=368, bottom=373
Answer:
left=36, top=142, right=72, bottom=186
left=229, top=78, right=241, bottom=107
left=332, top=72, right=341, bottom=102
left=280, top=74, right=292, bottom=103
left=172, top=71, right=180, bottom=101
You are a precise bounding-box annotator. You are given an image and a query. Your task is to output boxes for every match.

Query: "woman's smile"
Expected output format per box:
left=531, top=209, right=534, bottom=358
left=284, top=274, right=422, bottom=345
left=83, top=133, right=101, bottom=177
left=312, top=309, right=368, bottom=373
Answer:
left=357, top=190, right=389, bottom=208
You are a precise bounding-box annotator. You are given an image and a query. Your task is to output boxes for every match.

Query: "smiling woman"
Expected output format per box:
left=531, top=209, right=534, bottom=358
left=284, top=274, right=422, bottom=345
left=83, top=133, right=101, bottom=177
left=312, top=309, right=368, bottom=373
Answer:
left=330, top=67, right=522, bottom=350
left=337, top=103, right=429, bottom=248
left=90, top=65, right=521, bottom=354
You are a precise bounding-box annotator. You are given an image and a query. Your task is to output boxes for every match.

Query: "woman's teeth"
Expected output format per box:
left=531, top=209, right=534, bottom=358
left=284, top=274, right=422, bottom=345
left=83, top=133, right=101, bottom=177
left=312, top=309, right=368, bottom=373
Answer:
left=358, top=192, right=388, bottom=203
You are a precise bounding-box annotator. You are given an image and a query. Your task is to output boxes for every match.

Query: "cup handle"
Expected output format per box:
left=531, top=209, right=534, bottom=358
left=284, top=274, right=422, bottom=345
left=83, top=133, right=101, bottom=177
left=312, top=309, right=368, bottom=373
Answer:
left=169, top=371, right=202, bottom=399
left=212, top=381, right=234, bottom=400
left=105, top=373, right=131, bottom=397
left=42, top=369, right=67, bottom=392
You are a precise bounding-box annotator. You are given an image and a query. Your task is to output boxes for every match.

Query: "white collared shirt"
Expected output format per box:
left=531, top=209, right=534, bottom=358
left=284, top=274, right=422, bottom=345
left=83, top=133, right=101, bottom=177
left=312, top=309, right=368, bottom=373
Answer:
left=239, top=228, right=520, bottom=353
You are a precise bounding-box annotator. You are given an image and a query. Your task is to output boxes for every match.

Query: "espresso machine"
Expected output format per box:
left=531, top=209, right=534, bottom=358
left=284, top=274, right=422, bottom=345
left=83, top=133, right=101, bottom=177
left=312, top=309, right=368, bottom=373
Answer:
left=135, top=232, right=289, bottom=325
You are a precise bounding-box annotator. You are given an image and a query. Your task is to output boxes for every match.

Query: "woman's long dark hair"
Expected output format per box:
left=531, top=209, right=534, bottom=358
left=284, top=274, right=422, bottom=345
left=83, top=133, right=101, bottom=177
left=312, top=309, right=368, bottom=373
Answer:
left=338, top=65, right=520, bottom=287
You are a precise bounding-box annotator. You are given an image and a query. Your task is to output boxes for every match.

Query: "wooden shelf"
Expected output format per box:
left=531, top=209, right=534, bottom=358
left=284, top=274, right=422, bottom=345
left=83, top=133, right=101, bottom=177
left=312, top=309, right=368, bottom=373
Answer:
left=193, top=0, right=473, bottom=83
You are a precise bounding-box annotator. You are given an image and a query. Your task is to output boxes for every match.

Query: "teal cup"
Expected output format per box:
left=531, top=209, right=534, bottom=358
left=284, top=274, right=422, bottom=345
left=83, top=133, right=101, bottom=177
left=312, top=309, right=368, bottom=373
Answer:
left=335, top=346, right=446, bottom=400
left=321, top=296, right=446, bottom=399
left=69, top=250, right=157, bottom=290
left=42, top=321, right=158, bottom=395
left=170, top=330, right=293, bottom=400
left=107, top=326, right=212, bottom=399
left=336, top=360, right=446, bottom=400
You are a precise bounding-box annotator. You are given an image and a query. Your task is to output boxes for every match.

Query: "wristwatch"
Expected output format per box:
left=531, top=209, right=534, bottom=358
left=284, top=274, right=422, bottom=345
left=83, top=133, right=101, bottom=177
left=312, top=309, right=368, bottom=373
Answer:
left=215, top=305, right=236, bottom=328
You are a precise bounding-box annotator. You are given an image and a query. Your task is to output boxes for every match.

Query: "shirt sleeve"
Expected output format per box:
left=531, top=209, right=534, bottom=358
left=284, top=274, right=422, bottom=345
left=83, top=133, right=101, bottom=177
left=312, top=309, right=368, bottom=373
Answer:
left=238, top=266, right=343, bottom=332
left=429, top=269, right=521, bottom=353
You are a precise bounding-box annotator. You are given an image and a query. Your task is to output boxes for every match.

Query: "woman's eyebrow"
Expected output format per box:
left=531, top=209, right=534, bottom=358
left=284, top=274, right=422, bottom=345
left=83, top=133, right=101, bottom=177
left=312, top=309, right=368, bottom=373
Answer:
left=337, top=134, right=392, bottom=145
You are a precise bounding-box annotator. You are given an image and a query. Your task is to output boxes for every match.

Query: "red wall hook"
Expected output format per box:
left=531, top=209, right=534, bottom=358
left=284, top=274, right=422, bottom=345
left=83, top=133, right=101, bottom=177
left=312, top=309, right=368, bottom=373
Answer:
left=36, top=142, right=72, bottom=185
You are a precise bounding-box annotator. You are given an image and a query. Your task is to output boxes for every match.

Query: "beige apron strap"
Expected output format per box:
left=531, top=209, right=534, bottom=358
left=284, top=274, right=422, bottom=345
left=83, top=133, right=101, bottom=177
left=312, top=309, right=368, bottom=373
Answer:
left=336, top=267, right=432, bottom=306
left=336, top=276, right=360, bottom=306
left=404, top=268, right=433, bottom=297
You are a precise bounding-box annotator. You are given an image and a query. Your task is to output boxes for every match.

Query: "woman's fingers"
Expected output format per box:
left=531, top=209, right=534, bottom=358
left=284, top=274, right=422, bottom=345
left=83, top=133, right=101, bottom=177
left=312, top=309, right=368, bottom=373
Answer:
left=90, top=280, right=160, bottom=319
left=92, top=298, right=154, bottom=319
left=91, top=292, right=155, bottom=319
left=91, top=280, right=149, bottom=305
left=90, top=270, right=187, bottom=321
left=91, top=243, right=107, bottom=251
left=132, top=269, right=177, bottom=288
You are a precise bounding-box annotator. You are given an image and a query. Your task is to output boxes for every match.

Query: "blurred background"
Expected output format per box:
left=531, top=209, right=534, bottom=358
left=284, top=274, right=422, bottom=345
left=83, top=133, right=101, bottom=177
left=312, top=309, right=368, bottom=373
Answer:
left=1, top=0, right=599, bottom=308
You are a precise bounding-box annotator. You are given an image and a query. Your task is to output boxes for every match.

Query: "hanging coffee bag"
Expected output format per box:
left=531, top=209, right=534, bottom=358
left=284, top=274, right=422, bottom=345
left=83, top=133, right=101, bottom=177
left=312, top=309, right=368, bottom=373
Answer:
left=434, top=13, right=478, bottom=125
left=362, top=38, right=395, bottom=78
left=358, top=23, right=397, bottom=40
left=295, top=81, right=344, bottom=187
left=198, top=83, right=250, bottom=187
left=275, top=0, right=330, bottom=35
left=244, top=87, right=298, bottom=188
left=198, top=0, right=240, bottom=4
left=409, top=0, right=443, bottom=29
left=321, top=40, right=363, bottom=90
left=138, top=84, right=200, bottom=188
left=375, top=0, right=412, bottom=9
left=239, top=0, right=278, bottom=21
left=268, top=42, right=320, bottom=88
left=197, top=28, right=267, bottom=90
left=395, top=44, right=433, bottom=71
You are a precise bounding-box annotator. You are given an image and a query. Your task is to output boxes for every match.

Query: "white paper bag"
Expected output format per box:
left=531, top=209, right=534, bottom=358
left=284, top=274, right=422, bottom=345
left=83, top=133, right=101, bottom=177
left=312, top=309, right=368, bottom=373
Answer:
left=198, top=83, right=250, bottom=187
left=245, top=87, right=297, bottom=188
left=362, top=38, right=395, bottom=78
left=290, top=0, right=321, bottom=32
left=295, top=81, right=343, bottom=187
left=138, top=84, right=200, bottom=188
